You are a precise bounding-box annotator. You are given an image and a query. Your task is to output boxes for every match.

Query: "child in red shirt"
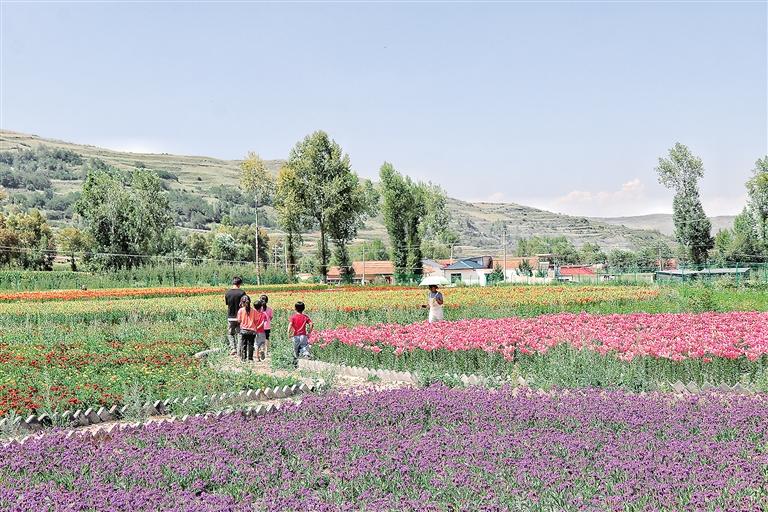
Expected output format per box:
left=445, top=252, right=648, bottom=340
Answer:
left=287, top=301, right=313, bottom=364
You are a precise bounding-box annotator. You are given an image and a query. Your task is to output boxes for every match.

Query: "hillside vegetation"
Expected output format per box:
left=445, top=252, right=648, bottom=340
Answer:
left=1, top=130, right=672, bottom=253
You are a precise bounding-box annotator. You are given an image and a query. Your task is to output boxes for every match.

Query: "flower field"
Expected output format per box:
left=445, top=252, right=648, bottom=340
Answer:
left=316, top=311, right=768, bottom=361
left=2, top=386, right=766, bottom=511
left=314, top=312, right=768, bottom=387
left=0, top=321, right=294, bottom=416
left=0, top=283, right=767, bottom=417
left=0, top=283, right=330, bottom=302
left=0, top=284, right=662, bottom=323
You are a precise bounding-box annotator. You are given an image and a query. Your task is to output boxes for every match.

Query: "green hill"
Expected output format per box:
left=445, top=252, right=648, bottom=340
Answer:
left=1, top=129, right=673, bottom=254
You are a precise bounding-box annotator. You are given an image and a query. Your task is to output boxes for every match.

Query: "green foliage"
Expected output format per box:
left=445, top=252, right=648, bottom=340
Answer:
left=0, top=209, right=56, bottom=270
left=487, top=264, right=504, bottom=285
left=578, top=242, right=607, bottom=265
left=57, top=226, right=89, bottom=271
left=0, top=264, right=295, bottom=290
left=380, top=162, right=445, bottom=282
left=655, top=143, right=713, bottom=264
left=350, top=239, right=389, bottom=262
left=745, top=156, right=768, bottom=249
left=75, top=165, right=173, bottom=269
left=0, top=146, right=82, bottom=191
left=518, top=258, right=533, bottom=277
left=515, top=236, right=579, bottom=264
left=240, top=152, right=275, bottom=208
left=284, top=131, right=374, bottom=281
left=274, top=165, right=304, bottom=274
left=184, top=233, right=211, bottom=261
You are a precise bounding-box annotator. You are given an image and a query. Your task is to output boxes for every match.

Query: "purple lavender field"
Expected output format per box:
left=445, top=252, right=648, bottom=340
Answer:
left=2, top=387, right=767, bottom=511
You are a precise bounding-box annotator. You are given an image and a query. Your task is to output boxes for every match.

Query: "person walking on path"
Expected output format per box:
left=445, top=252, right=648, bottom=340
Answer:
left=287, top=301, right=313, bottom=365
left=224, top=276, right=246, bottom=356
left=426, top=284, right=444, bottom=323
left=260, top=294, right=273, bottom=357
left=237, top=295, right=265, bottom=362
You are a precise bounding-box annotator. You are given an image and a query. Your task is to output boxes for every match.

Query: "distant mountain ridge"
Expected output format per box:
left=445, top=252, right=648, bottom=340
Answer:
left=1, top=130, right=674, bottom=253
left=592, top=213, right=737, bottom=238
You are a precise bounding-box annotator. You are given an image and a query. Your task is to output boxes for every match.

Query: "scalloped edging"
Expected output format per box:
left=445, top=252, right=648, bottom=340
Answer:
left=0, top=382, right=318, bottom=435
left=194, top=347, right=224, bottom=359
left=298, top=359, right=760, bottom=395
left=1, top=397, right=315, bottom=448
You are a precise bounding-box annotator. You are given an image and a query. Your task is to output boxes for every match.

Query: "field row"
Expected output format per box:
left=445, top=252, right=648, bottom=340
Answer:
left=0, top=285, right=660, bottom=317
left=2, top=387, right=766, bottom=511
left=1, top=284, right=766, bottom=416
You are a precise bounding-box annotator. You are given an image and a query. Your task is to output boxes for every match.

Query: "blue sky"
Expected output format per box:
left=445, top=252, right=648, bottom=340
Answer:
left=1, top=1, right=766, bottom=216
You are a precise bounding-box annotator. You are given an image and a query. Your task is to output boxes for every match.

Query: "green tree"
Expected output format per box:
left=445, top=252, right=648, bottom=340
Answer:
left=285, top=131, right=374, bottom=281
left=274, top=165, right=304, bottom=276
left=380, top=162, right=411, bottom=279
left=75, top=167, right=172, bottom=269
left=5, top=209, right=56, bottom=270
left=487, top=264, right=504, bottom=285
left=549, top=236, right=578, bottom=265
left=421, top=183, right=459, bottom=257
left=380, top=163, right=432, bottom=282
left=518, top=258, right=533, bottom=277
left=240, top=152, right=275, bottom=280
left=58, top=226, right=89, bottom=271
left=655, top=143, right=713, bottom=264
left=184, top=232, right=212, bottom=261
left=607, top=249, right=637, bottom=273
left=577, top=242, right=607, bottom=265
left=712, top=228, right=735, bottom=264
left=0, top=213, right=19, bottom=267
left=350, top=239, right=389, bottom=261
left=745, top=156, right=768, bottom=251
left=211, top=233, right=238, bottom=262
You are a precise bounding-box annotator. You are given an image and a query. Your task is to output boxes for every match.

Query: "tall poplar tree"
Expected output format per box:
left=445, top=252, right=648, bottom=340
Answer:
left=655, top=143, right=713, bottom=264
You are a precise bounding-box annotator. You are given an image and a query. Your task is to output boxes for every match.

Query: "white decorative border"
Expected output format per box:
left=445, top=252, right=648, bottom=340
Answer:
left=0, top=382, right=317, bottom=434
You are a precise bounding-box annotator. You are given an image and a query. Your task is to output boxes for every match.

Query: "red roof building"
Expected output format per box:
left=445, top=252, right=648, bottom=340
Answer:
left=326, top=261, right=395, bottom=284
left=557, top=265, right=596, bottom=277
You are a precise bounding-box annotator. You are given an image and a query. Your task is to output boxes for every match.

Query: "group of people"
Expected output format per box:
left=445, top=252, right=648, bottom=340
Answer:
left=224, top=277, right=312, bottom=363
left=223, top=277, right=444, bottom=363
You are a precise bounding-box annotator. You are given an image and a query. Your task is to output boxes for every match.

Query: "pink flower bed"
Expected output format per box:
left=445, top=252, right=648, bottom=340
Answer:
left=316, top=311, right=768, bottom=362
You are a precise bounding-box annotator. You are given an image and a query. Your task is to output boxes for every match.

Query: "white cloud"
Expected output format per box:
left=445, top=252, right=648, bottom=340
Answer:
left=470, top=179, right=746, bottom=218
left=485, top=192, right=506, bottom=203
left=555, top=179, right=646, bottom=209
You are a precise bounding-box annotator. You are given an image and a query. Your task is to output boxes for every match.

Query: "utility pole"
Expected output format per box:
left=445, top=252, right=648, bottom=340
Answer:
left=658, top=245, right=662, bottom=271
left=502, top=225, right=508, bottom=283
left=171, top=236, right=177, bottom=287
left=254, top=211, right=261, bottom=286
left=283, top=236, right=288, bottom=274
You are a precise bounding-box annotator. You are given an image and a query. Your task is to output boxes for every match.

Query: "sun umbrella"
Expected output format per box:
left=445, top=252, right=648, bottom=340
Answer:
left=419, top=275, right=450, bottom=286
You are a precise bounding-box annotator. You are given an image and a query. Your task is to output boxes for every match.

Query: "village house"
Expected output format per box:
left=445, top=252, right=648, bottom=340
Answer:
left=326, top=260, right=395, bottom=284
left=441, top=256, right=495, bottom=285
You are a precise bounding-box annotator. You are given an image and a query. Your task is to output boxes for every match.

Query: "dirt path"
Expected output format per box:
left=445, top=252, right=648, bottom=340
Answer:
left=214, top=352, right=411, bottom=393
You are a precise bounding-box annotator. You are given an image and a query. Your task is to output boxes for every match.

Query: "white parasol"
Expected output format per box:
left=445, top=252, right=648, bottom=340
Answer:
left=419, top=275, right=450, bottom=286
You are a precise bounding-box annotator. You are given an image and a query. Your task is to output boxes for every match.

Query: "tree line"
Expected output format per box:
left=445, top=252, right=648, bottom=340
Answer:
left=0, top=137, right=766, bottom=279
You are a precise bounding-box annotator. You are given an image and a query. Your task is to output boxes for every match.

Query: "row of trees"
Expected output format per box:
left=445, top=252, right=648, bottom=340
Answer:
left=242, top=132, right=457, bottom=283
left=513, top=235, right=672, bottom=273
left=380, top=163, right=458, bottom=281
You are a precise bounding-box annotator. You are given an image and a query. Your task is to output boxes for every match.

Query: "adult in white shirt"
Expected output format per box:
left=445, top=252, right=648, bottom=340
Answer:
left=426, top=284, right=444, bottom=323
